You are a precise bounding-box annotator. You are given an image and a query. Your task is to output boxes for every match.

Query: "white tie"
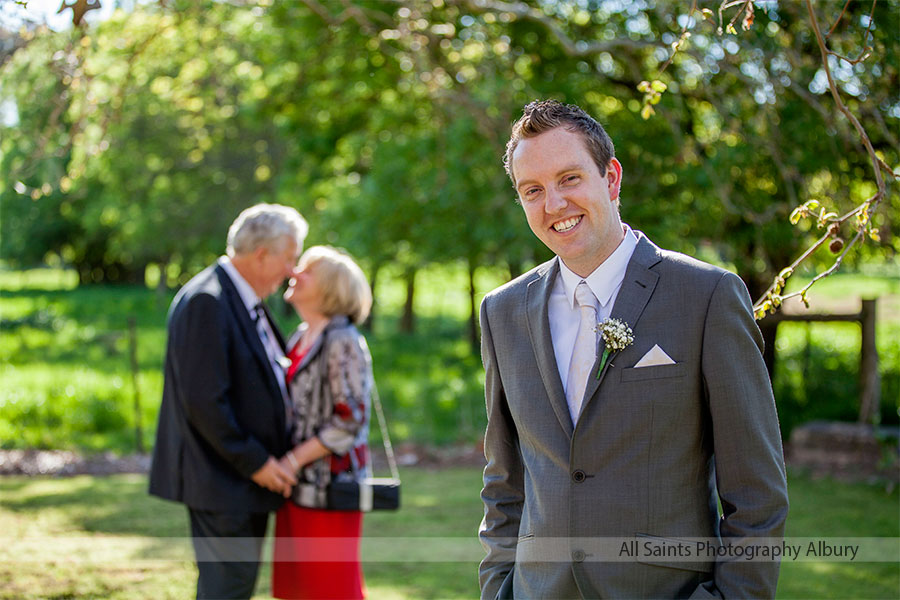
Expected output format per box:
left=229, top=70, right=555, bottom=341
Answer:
left=566, top=281, right=598, bottom=423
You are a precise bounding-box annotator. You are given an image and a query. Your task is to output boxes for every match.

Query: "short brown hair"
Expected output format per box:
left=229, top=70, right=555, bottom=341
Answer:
left=504, top=100, right=616, bottom=184
left=299, top=246, right=372, bottom=325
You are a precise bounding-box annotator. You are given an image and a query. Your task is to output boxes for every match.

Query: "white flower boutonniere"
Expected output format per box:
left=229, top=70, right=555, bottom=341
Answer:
left=594, top=318, right=634, bottom=378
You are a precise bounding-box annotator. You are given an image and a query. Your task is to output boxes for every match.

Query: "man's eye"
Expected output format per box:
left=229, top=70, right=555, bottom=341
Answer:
left=523, top=187, right=541, bottom=198
left=562, top=175, right=580, bottom=185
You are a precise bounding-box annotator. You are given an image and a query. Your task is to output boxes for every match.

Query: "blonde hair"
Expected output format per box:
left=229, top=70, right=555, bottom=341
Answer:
left=299, top=246, right=372, bottom=324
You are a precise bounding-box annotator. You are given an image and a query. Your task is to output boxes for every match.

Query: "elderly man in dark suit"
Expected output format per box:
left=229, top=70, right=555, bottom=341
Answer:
left=478, top=101, right=789, bottom=599
left=150, top=203, right=308, bottom=599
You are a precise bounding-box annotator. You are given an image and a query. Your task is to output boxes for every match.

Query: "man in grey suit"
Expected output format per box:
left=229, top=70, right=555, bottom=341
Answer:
left=479, top=100, right=789, bottom=599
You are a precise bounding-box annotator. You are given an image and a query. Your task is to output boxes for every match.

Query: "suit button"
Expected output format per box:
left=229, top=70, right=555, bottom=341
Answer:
left=572, top=470, right=586, bottom=483
left=572, top=550, right=586, bottom=562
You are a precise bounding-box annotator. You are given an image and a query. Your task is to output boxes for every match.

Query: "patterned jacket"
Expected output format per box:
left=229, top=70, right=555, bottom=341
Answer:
left=286, top=315, right=373, bottom=508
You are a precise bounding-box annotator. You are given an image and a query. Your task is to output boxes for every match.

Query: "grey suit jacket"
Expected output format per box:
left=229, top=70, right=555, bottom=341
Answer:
left=479, top=232, right=788, bottom=599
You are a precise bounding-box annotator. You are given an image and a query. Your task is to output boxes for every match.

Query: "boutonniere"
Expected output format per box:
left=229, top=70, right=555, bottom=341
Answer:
left=277, top=355, right=293, bottom=371
left=594, top=318, right=634, bottom=378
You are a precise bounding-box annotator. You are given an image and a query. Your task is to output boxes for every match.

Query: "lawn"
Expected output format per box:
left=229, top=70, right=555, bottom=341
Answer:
left=0, top=468, right=897, bottom=599
left=2, top=265, right=898, bottom=453
left=0, top=263, right=510, bottom=452
left=1, top=265, right=898, bottom=597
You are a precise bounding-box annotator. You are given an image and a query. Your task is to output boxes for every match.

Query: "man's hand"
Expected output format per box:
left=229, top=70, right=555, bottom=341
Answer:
left=277, top=454, right=297, bottom=475
left=250, top=456, right=297, bottom=498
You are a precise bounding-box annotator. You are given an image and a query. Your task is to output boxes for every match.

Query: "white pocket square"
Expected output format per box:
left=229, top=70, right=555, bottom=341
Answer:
left=633, top=344, right=676, bottom=368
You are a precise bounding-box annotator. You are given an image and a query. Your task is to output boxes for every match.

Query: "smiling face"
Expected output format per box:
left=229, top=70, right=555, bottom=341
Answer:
left=511, top=126, right=624, bottom=277
left=283, top=262, right=322, bottom=314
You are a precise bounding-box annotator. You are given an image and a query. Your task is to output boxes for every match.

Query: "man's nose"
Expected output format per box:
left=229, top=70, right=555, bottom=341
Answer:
left=544, top=188, right=567, bottom=213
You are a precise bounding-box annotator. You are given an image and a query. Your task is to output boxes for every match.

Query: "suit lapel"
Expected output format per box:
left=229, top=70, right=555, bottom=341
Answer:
left=216, top=266, right=286, bottom=425
left=579, top=235, right=661, bottom=414
left=525, top=258, right=574, bottom=437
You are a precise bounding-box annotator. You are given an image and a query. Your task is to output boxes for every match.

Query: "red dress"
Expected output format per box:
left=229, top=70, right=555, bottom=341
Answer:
left=271, top=344, right=366, bottom=600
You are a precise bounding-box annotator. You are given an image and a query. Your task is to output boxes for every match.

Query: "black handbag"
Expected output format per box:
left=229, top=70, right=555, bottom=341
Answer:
left=326, top=383, right=401, bottom=512
left=327, top=477, right=400, bottom=511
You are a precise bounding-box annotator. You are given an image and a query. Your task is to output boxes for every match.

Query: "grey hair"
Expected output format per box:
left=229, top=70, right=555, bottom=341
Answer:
left=226, top=203, right=309, bottom=256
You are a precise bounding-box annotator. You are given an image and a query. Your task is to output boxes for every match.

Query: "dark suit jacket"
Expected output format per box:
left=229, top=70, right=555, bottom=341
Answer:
left=149, top=263, right=291, bottom=512
left=479, top=232, right=789, bottom=599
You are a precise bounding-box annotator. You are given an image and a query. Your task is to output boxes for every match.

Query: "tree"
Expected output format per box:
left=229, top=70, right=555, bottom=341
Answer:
left=1, top=0, right=895, bottom=329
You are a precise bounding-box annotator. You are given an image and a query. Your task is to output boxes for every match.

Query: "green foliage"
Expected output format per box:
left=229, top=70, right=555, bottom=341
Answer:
left=2, top=1, right=895, bottom=297
left=775, top=321, right=900, bottom=435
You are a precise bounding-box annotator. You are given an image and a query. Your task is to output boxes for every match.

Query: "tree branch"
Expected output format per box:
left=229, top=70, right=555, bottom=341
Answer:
left=747, top=0, right=894, bottom=317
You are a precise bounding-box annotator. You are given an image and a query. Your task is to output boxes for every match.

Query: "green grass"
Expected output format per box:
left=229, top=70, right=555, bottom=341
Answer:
left=773, top=272, right=900, bottom=435
left=2, top=265, right=899, bottom=452
left=0, top=263, right=509, bottom=452
left=0, top=273, right=169, bottom=453
left=783, top=271, right=900, bottom=303
left=0, top=468, right=485, bottom=599
left=0, top=468, right=896, bottom=599
left=777, top=469, right=900, bottom=599
left=774, top=320, right=900, bottom=435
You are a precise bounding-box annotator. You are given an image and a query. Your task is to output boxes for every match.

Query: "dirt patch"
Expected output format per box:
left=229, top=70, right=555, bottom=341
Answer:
left=0, top=443, right=486, bottom=477
left=13, top=428, right=898, bottom=485
left=0, top=449, right=152, bottom=476
left=785, top=421, right=900, bottom=484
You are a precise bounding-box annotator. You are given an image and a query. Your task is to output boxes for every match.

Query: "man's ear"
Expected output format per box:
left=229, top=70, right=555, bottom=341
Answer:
left=606, top=158, right=623, bottom=201
left=252, top=245, right=270, bottom=264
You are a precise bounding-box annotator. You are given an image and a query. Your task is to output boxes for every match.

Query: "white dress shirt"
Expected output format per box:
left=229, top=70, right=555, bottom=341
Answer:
left=548, top=225, right=638, bottom=393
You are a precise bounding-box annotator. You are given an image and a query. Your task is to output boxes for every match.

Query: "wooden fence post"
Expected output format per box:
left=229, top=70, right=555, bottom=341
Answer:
left=858, top=299, right=880, bottom=424
left=128, top=317, right=145, bottom=453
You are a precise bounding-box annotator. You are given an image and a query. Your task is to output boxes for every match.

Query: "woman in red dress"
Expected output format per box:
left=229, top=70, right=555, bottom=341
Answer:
left=272, top=245, right=374, bottom=600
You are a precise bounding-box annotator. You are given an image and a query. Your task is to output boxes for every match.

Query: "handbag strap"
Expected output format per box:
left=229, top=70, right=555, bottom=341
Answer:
left=370, top=381, right=400, bottom=481
left=314, top=323, right=399, bottom=481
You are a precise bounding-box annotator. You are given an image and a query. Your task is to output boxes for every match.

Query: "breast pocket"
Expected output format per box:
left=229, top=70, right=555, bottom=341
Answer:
left=620, top=362, right=687, bottom=383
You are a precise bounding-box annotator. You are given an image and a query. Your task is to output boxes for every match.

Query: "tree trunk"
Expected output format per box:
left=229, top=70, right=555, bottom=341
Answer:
left=858, top=299, right=880, bottom=424
left=155, top=260, right=169, bottom=309
left=468, top=259, right=479, bottom=351
left=362, top=262, right=381, bottom=332
left=400, top=268, right=416, bottom=334
left=507, top=260, right=522, bottom=282
left=758, top=319, right=778, bottom=382
left=128, top=317, right=144, bottom=454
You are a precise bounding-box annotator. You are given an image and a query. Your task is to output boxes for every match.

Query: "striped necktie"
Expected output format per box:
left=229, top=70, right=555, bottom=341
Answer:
left=252, top=303, right=291, bottom=424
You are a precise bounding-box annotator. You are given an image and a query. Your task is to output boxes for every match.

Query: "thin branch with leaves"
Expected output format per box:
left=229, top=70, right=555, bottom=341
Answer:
left=752, top=0, right=893, bottom=319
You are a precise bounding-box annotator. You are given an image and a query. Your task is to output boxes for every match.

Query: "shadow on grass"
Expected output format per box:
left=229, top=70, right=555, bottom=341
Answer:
left=1, top=474, right=187, bottom=537
left=1, top=468, right=898, bottom=599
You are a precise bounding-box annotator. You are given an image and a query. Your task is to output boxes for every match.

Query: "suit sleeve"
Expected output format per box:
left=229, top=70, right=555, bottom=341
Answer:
left=699, top=271, right=789, bottom=599
left=171, top=292, right=270, bottom=478
left=478, top=297, right=523, bottom=600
